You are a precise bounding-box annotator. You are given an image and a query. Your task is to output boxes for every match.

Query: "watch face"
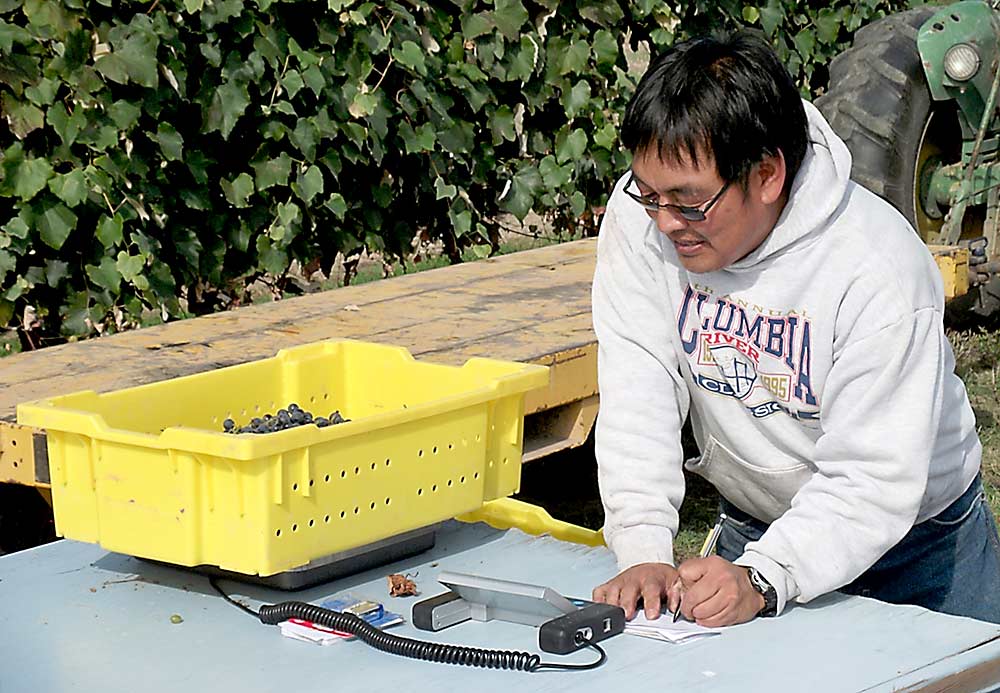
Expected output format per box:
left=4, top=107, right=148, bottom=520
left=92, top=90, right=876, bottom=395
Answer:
left=747, top=568, right=778, bottom=616
left=748, top=568, right=769, bottom=593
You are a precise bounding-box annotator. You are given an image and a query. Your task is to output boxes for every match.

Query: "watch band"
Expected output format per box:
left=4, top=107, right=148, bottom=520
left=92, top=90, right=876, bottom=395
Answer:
left=746, top=567, right=778, bottom=617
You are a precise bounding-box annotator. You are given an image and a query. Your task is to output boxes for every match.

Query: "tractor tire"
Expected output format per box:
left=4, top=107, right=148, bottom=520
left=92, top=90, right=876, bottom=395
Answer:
left=815, top=7, right=1000, bottom=316
left=815, top=7, right=937, bottom=228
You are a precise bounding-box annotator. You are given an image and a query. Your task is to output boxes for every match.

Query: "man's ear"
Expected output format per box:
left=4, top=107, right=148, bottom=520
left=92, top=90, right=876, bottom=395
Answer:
left=756, top=150, right=787, bottom=205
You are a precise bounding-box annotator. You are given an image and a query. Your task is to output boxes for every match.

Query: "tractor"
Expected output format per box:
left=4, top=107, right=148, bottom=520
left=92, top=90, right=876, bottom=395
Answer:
left=816, top=0, right=1000, bottom=314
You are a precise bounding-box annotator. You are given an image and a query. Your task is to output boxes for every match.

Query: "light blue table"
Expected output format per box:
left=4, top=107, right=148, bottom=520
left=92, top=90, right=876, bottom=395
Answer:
left=2, top=521, right=999, bottom=693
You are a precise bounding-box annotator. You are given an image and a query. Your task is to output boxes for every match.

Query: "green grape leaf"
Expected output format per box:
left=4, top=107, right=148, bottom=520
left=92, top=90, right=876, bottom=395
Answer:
left=539, top=155, right=572, bottom=188
left=814, top=8, right=841, bottom=44
left=563, top=80, right=591, bottom=120
left=3, top=213, right=30, bottom=239
left=206, top=79, right=250, bottom=139
left=86, top=255, right=121, bottom=291
left=155, top=123, right=184, bottom=161
left=759, top=0, right=784, bottom=36
left=24, top=77, right=57, bottom=106
left=44, top=259, right=69, bottom=287
left=12, top=156, right=52, bottom=201
left=325, top=193, right=348, bottom=219
left=38, top=202, right=77, bottom=250
left=555, top=128, right=588, bottom=163
left=579, top=1, right=623, bottom=25
left=2, top=94, right=44, bottom=139
left=559, top=41, right=589, bottom=76
left=461, top=13, right=493, bottom=40
left=281, top=69, right=304, bottom=99
left=108, top=100, right=142, bottom=130
left=252, top=153, right=293, bottom=191
left=47, top=169, right=88, bottom=207
left=293, top=165, right=324, bottom=203
left=793, top=28, right=815, bottom=60
left=277, top=200, right=300, bottom=226
left=115, top=251, right=145, bottom=283
left=96, top=214, right=124, bottom=248
left=449, top=208, right=472, bottom=235
left=348, top=90, right=379, bottom=118
left=222, top=172, right=254, bottom=207
left=499, top=164, right=541, bottom=219
left=255, top=235, right=288, bottom=274
left=491, top=105, right=516, bottom=143
left=393, top=40, right=427, bottom=76
left=493, top=0, right=528, bottom=40
left=303, top=64, right=325, bottom=96
left=592, top=30, right=618, bottom=66
left=435, top=177, right=457, bottom=200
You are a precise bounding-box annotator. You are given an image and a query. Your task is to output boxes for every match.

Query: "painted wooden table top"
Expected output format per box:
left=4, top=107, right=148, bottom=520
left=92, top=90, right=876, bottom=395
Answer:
left=2, top=520, right=1000, bottom=693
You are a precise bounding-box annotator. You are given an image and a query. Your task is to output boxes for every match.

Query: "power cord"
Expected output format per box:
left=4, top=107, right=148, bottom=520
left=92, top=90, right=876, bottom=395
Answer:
left=209, top=578, right=606, bottom=672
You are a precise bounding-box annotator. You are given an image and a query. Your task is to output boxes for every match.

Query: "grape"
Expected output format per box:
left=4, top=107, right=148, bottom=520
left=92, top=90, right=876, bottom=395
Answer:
left=223, top=404, right=350, bottom=434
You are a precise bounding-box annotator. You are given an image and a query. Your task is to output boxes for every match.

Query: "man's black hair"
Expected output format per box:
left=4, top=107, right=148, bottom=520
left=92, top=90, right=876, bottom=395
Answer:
left=622, top=30, right=808, bottom=191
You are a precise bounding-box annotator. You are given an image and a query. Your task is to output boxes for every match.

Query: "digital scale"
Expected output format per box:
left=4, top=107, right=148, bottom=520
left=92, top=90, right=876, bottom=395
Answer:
left=413, top=571, right=625, bottom=654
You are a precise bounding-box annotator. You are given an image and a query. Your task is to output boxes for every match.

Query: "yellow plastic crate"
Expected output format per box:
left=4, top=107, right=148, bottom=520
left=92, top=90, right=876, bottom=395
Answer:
left=17, top=340, right=549, bottom=577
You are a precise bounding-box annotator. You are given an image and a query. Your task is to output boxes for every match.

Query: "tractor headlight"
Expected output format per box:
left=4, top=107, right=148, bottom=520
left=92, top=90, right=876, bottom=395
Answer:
left=943, top=43, right=980, bottom=82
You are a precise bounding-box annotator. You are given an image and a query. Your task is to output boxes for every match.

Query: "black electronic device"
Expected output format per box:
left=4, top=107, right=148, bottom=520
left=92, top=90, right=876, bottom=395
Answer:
left=538, top=603, right=627, bottom=654
left=412, top=571, right=626, bottom=654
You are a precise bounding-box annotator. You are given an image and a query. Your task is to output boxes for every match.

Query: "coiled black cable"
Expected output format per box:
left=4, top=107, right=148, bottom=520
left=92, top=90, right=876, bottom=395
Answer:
left=210, top=578, right=605, bottom=673
left=260, top=601, right=543, bottom=670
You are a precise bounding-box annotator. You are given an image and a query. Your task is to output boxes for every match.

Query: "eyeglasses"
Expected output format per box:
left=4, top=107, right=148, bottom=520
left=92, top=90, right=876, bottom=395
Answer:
left=623, top=172, right=731, bottom=222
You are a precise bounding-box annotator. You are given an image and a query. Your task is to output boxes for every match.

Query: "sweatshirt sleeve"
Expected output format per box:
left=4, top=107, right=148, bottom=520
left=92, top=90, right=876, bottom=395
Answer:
left=735, top=303, right=947, bottom=612
left=592, top=191, right=691, bottom=570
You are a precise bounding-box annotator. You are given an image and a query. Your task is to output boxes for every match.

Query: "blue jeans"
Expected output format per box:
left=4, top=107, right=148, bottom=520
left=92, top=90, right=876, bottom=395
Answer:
left=714, top=474, right=1000, bottom=624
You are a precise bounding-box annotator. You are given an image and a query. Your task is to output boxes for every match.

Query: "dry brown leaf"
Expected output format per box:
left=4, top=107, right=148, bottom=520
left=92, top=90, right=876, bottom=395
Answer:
left=387, top=573, right=417, bottom=597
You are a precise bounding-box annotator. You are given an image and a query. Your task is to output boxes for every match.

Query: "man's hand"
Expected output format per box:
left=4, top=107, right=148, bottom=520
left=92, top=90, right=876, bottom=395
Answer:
left=592, top=562, right=679, bottom=620
left=673, top=556, right=765, bottom=627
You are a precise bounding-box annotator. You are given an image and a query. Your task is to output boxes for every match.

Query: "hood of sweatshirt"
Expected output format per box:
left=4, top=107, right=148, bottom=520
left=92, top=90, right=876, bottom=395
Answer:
left=724, top=100, right=852, bottom=273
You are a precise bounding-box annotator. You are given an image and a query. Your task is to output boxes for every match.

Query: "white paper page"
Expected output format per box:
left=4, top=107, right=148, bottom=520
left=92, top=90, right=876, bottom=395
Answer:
left=624, top=612, right=724, bottom=643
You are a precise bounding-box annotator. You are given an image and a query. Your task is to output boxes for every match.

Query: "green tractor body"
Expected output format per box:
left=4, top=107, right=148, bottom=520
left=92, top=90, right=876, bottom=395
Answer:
left=919, top=1, right=1000, bottom=252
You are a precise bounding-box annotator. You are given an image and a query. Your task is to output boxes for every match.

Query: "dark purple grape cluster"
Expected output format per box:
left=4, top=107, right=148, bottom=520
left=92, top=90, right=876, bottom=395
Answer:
left=222, top=403, right=350, bottom=434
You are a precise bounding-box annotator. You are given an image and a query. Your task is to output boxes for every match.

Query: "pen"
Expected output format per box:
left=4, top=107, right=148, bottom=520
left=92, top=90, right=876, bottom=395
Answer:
left=673, top=513, right=727, bottom=622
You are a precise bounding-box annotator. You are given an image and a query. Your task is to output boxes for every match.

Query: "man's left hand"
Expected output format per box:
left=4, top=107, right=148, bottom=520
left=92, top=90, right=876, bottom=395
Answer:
left=673, top=556, right=765, bottom=627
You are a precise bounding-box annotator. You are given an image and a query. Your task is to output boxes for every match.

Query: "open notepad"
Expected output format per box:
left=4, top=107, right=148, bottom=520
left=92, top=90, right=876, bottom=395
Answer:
left=624, top=612, right=725, bottom=644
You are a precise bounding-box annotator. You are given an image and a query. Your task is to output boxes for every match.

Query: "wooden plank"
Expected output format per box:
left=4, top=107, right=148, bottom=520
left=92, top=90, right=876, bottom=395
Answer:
left=889, top=646, right=1000, bottom=692
left=0, top=239, right=598, bottom=421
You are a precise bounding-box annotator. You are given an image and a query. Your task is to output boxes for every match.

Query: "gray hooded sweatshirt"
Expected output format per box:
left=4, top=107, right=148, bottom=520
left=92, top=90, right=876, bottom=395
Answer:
left=591, top=101, right=981, bottom=614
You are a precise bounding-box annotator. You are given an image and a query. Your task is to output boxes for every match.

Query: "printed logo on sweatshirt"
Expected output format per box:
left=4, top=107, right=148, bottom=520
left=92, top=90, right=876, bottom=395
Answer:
left=700, top=336, right=759, bottom=399
left=677, top=285, right=819, bottom=419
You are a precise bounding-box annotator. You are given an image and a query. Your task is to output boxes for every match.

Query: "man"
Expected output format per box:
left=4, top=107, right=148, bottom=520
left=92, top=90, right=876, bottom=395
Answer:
left=590, top=30, right=1000, bottom=627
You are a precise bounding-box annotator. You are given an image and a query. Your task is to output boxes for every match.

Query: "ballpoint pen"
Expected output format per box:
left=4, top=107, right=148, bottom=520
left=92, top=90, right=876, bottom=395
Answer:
left=673, top=513, right=727, bottom=622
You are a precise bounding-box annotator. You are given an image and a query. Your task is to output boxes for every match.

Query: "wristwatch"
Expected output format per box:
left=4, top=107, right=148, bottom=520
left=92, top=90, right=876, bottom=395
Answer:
left=746, top=567, right=778, bottom=617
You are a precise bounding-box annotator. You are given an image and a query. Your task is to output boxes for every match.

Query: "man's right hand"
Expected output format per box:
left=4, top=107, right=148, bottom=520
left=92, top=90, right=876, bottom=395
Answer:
left=592, top=562, right=680, bottom=620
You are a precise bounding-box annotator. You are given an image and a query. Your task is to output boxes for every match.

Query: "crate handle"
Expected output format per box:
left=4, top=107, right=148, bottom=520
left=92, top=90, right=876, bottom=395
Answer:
left=457, top=497, right=604, bottom=547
